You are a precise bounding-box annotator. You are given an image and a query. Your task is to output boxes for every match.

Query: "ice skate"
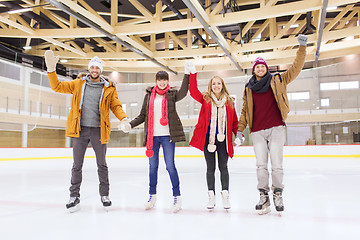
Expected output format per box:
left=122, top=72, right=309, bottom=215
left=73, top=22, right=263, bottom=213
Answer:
left=101, top=196, right=112, bottom=211
left=207, top=190, right=215, bottom=210
left=221, top=190, right=231, bottom=210
left=66, top=197, right=80, bottom=213
left=255, top=190, right=270, bottom=215
left=144, top=194, right=157, bottom=210
left=273, top=188, right=284, bottom=215
left=171, top=196, right=182, bottom=213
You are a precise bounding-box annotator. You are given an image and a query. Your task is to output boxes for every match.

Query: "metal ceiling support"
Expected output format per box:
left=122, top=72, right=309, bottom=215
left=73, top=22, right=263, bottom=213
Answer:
left=314, top=0, right=328, bottom=67
left=182, top=0, right=243, bottom=72
left=161, top=0, right=208, bottom=46
left=45, top=0, right=177, bottom=75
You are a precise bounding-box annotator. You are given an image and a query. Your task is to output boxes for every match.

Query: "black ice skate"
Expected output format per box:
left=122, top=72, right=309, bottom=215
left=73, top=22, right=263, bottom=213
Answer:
left=273, top=188, right=284, bottom=215
left=66, top=197, right=80, bottom=213
left=255, top=190, right=271, bottom=215
left=101, top=196, right=112, bottom=211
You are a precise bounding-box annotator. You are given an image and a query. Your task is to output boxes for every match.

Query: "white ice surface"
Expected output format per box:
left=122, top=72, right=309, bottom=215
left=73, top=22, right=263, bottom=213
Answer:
left=0, top=147, right=359, bottom=240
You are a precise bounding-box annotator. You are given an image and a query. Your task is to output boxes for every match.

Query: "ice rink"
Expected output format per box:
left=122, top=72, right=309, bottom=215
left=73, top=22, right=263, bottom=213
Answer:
left=0, top=146, right=359, bottom=240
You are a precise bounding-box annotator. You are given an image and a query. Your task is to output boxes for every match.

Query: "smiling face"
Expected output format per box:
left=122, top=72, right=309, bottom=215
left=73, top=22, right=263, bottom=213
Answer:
left=211, top=77, right=223, bottom=97
left=254, top=64, right=267, bottom=79
left=156, top=78, right=169, bottom=90
left=89, top=65, right=101, bottom=82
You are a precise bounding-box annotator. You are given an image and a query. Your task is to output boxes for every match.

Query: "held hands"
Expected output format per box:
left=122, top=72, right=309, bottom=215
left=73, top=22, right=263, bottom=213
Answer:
left=44, top=50, right=60, bottom=73
left=234, top=131, right=245, bottom=146
left=118, top=118, right=131, bottom=133
left=184, top=61, right=196, bottom=75
left=297, top=34, right=308, bottom=46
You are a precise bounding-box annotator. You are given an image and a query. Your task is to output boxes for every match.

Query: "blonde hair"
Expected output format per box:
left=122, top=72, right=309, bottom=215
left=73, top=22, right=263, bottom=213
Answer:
left=202, top=76, right=234, bottom=107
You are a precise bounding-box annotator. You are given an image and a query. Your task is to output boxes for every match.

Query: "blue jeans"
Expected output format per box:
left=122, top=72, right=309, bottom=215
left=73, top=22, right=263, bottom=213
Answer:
left=148, top=136, right=180, bottom=196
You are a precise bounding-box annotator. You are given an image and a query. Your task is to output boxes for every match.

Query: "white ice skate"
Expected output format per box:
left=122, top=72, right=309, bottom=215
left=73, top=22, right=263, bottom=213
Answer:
left=101, top=196, right=112, bottom=211
left=255, top=191, right=271, bottom=215
left=221, top=190, right=231, bottom=210
left=207, top=191, right=215, bottom=210
left=66, top=197, right=80, bottom=213
left=144, top=194, right=157, bottom=210
left=171, top=196, right=182, bottom=213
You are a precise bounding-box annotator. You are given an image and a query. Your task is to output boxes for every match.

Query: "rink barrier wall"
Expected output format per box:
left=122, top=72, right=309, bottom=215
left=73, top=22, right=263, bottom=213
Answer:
left=0, top=145, right=359, bottom=161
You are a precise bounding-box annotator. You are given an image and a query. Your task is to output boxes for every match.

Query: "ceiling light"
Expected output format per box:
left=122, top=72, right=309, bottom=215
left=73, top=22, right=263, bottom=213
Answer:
left=60, top=59, right=68, bottom=63
left=23, top=46, right=32, bottom=50
left=8, top=3, right=50, bottom=14
left=326, top=6, right=337, bottom=11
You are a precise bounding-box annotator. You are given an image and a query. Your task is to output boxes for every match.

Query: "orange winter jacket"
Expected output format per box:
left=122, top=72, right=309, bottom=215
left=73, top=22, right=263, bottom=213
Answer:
left=47, top=72, right=128, bottom=144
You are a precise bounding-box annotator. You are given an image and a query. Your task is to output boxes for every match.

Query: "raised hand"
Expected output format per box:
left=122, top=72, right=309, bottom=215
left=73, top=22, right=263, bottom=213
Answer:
left=44, top=50, right=60, bottom=73
left=297, top=34, right=308, bottom=46
left=184, top=61, right=196, bottom=75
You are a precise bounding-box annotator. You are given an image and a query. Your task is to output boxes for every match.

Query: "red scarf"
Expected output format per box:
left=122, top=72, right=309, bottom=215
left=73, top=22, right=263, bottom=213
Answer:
left=146, top=85, right=170, bottom=158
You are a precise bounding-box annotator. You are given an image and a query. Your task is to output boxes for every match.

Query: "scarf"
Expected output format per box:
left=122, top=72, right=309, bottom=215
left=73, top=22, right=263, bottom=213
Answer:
left=146, top=85, right=170, bottom=158
left=248, top=71, right=272, bottom=93
left=207, top=93, right=227, bottom=153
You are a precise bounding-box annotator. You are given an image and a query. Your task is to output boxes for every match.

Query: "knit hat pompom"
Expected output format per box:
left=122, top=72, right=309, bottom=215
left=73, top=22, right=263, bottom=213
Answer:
left=252, top=57, right=268, bottom=73
left=160, top=118, right=168, bottom=126
left=217, top=133, right=225, bottom=142
left=207, top=144, right=216, bottom=153
left=146, top=149, right=154, bottom=158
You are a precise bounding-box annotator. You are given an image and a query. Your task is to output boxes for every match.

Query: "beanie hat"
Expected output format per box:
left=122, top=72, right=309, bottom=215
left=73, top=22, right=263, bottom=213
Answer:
left=88, top=56, right=103, bottom=72
left=252, top=57, right=268, bottom=73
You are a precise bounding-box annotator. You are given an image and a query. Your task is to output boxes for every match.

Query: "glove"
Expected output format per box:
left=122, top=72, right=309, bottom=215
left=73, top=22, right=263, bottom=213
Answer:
left=234, top=131, right=245, bottom=146
left=297, top=34, right=308, bottom=46
left=44, top=50, right=60, bottom=73
left=118, top=118, right=131, bottom=133
left=184, top=61, right=196, bottom=75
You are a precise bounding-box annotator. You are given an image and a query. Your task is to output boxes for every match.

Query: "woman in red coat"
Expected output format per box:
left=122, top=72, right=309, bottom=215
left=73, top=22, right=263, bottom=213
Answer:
left=187, top=62, right=238, bottom=210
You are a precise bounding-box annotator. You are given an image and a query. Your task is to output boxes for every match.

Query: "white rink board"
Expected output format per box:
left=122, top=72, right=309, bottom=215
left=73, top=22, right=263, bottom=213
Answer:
left=0, top=145, right=359, bottom=161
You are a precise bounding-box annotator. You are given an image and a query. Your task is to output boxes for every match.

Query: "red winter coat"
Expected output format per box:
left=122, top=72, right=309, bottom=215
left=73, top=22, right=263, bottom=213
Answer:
left=189, top=73, right=239, bottom=158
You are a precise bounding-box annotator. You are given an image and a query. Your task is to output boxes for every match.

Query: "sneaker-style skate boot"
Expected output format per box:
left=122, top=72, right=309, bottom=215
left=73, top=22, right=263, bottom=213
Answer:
left=171, top=196, right=182, bottom=213
left=144, top=194, right=157, bottom=210
left=221, top=190, right=231, bottom=210
left=101, top=196, right=112, bottom=211
left=255, top=190, right=271, bottom=215
left=273, top=188, right=284, bottom=214
left=207, top=190, right=215, bottom=209
left=66, top=197, right=80, bottom=213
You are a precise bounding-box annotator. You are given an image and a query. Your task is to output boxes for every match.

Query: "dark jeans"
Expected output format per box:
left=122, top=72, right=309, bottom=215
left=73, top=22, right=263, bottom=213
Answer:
left=204, top=134, right=229, bottom=192
left=70, top=126, right=109, bottom=198
left=149, top=136, right=180, bottom=196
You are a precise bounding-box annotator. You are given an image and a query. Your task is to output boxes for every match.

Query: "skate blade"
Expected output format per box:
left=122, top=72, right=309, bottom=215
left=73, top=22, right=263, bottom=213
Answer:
left=68, top=204, right=80, bottom=213
left=172, top=207, right=182, bottom=213
left=103, top=206, right=111, bottom=212
left=256, top=207, right=271, bottom=215
left=144, top=204, right=155, bottom=210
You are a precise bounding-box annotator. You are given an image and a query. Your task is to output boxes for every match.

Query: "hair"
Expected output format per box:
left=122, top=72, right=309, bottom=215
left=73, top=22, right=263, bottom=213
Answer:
left=155, top=71, right=169, bottom=81
left=202, top=76, right=234, bottom=107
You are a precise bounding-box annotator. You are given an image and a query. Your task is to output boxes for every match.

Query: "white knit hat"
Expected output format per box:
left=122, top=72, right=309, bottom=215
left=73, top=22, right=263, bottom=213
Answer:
left=88, top=56, right=103, bottom=72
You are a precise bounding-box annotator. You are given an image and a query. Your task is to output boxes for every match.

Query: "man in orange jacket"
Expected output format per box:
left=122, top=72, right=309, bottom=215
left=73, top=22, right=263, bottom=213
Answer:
left=45, top=50, right=129, bottom=212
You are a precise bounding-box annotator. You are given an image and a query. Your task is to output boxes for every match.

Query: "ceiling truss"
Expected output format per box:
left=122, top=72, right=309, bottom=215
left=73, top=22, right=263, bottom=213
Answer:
left=0, top=0, right=358, bottom=74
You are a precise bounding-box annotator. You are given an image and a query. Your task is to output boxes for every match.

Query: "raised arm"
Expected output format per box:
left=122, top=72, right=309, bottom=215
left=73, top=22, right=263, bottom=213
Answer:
left=186, top=61, right=204, bottom=103
left=280, top=34, right=307, bottom=85
left=174, top=74, right=189, bottom=102
left=45, top=50, right=75, bottom=94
